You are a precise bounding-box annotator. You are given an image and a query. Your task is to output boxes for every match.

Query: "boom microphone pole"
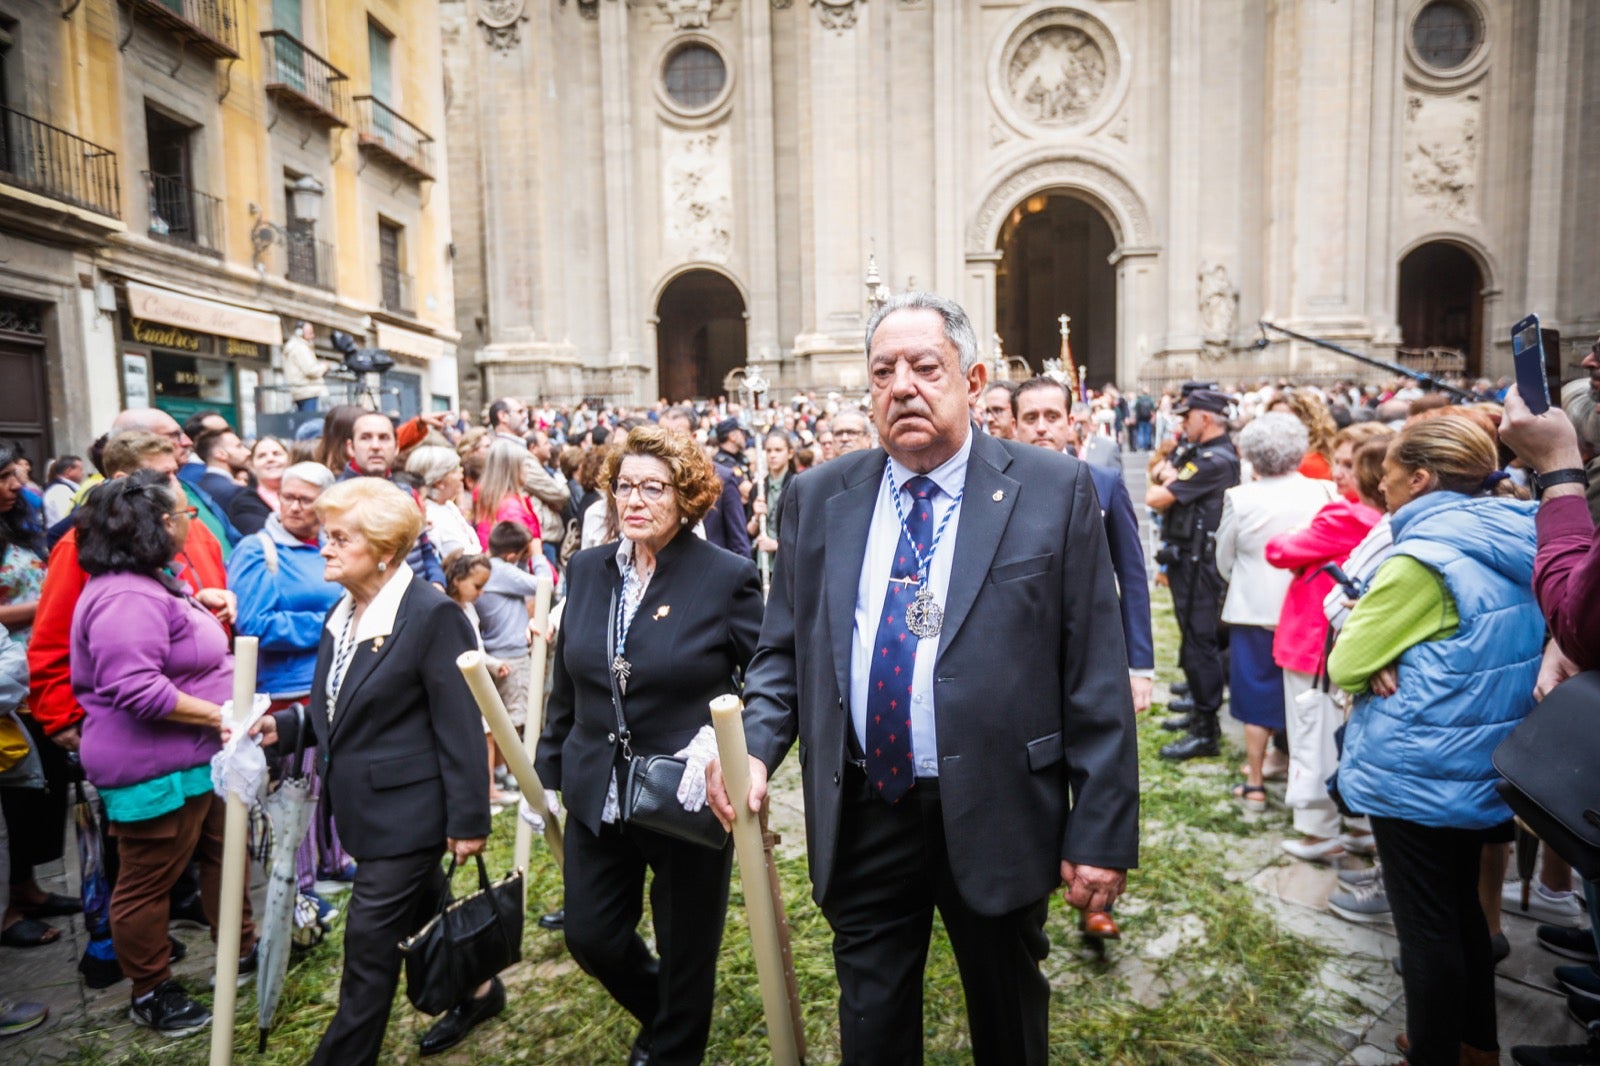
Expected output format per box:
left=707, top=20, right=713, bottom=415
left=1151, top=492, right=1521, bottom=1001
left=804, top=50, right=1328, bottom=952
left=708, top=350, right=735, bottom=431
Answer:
left=1256, top=320, right=1476, bottom=403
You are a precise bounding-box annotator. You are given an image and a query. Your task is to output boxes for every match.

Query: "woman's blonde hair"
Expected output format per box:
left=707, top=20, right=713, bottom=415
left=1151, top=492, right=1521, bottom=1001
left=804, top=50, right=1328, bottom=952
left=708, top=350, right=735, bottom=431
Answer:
left=472, top=441, right=528, bottom=525
left=600, top=425, right=722, bottom=525
left=1389, top=414, right=1521, bottom=498
left=1332, top=421, right=1391, bottom=453
left=315, top=477, right=424, bottom=565
left=1283, top=390, right=1338, bottom=461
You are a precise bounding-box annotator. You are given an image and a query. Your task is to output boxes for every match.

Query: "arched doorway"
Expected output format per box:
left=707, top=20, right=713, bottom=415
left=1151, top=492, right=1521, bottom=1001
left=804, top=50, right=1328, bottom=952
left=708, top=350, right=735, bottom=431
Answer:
left=995, top=193, right=1117, bottom=386
left=1397, top=241, right=1484, bottom=376
left=655, top=269, right=746, bottom=402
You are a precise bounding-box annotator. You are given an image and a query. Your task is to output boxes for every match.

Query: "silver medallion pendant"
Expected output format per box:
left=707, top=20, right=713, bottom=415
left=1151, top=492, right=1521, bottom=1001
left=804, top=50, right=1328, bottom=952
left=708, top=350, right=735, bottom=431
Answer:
left=904, top=586, right=944, bottom=640
left=612, top=654, right=632, bottom=693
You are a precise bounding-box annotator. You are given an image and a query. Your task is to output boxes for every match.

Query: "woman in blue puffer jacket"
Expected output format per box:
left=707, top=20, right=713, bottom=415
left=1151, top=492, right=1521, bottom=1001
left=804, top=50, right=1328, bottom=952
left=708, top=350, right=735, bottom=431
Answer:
left=1328, top=413, right=1540, bottom=1066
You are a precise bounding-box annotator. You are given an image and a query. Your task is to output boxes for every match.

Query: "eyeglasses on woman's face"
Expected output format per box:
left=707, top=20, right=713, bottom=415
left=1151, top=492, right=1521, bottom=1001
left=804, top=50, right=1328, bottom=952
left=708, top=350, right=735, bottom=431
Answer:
left=612, top=478, right=670, bottom=503
left=170, top=506, right=199, bottom=520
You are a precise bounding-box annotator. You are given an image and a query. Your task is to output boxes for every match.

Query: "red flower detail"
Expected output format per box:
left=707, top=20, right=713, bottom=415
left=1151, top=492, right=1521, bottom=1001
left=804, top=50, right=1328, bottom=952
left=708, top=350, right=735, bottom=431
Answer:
left=889, top=699, right=898, bottom=709
left=920, top=511, right=928, bottom=521
left=906, top=751, right=913, bottom=759
left=890, top=766, right=899, bottom=775
left=880, top=647, right=889, bottom=657
left=876, top=680, right=884, bottom=690
left=886, top=615, right=894, bottom=625
left=898, top=633, right=906, bottom=642
left=893, top=665, right=901, bottom=675
left=904, top=719, right=911, bottom=728
left=877, top=780, right=885, bottom=790
left=874, top=748, right=882, bottom=757
left=888, top=733, right=896, bottom=743
left=874, top=714, right=881, bottom=723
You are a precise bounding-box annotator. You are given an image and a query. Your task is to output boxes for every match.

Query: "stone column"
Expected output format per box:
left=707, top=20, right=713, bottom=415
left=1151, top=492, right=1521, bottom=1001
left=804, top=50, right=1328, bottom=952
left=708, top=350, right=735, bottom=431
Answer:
left=1164, top=0, right=1201, bottom=355
left=964, top=251, right=1002, bottom=361
left=598, top=0, right=641, bottom=391
left=742, top=0, right=780, bottom=368
left=933, top=0, right=961, bottom=296
left=1363, top=0, right=1403, bottom=350
left=1525, top=0, right=1571, bottom=327
left=1113, top=247, right=1161, bottom=385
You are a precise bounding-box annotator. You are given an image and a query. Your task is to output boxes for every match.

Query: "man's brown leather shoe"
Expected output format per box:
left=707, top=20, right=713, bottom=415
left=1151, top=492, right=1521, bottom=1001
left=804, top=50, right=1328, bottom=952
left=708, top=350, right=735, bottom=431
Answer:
left=1080, top=911, right=1122, bottom=940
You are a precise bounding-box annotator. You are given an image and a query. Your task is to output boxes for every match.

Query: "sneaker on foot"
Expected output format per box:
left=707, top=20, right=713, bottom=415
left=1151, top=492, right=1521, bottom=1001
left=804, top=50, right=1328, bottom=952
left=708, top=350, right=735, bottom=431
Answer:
left=1556, top=964, right=1600, bottom=1003
left=1505, top=880, right=1588, bottom=927
left=129, top=980, right=211, bottom=1037
left=1338, top=864, right=1382, bottom=887
left=1329, top=876, right=1391, bottom=923
left=0, top=999, right=48, bottom=1038
left=304, top=890, right=340, bottom=927
left=1540, top=926, right=1600, bottom=964
left=209, top=940, right=259, bottom=989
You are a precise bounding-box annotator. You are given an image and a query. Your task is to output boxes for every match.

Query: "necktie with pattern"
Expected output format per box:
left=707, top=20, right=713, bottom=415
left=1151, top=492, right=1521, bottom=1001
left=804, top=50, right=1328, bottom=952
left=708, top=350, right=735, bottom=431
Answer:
left=864, top=475, right=937, bottom=804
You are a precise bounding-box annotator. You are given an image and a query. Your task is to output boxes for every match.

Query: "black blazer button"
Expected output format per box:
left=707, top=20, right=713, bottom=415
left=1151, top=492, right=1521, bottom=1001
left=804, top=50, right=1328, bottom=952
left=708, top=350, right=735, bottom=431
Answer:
left=832, top=772, right=840, bottom=785
left=607, top=732, right=617, bottom=744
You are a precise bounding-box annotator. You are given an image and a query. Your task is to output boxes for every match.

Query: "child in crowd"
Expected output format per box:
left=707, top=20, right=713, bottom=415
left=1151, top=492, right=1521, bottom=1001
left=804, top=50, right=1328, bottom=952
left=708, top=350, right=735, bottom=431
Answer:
left=443, top=550, right=518, bottom=808
left=477, top=522, right=554, bottom=802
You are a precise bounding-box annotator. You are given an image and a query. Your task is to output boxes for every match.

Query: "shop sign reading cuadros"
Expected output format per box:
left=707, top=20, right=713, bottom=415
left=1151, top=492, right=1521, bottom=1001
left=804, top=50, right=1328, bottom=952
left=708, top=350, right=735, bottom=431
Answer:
left=130, top=318, right=202, bottom=352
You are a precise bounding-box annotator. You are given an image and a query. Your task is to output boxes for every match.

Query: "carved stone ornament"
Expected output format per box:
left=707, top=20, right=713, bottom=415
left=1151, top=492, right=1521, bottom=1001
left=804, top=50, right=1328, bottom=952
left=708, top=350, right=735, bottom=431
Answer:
left=772, top=0, right=793, bottom=9
left=660, top=0, right=719, bottom=30
left=663, top=128, right=734, bottom=262
left=813, top=0, right=863, bottom=33
left=1197, top=262, right=1239, bottom=358
left=1007, top=25, right=1107, bottom=127
left=559, top=0, right=600, bottom=20
left=1404, top=90, right=1480, bottom=221
left=478, top=0, right=527, bottom=51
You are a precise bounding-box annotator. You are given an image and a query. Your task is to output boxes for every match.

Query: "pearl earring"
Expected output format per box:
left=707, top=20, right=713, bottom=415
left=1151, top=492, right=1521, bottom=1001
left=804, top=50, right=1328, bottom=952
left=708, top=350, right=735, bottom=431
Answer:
left=377, top=561, right=387, bottom=572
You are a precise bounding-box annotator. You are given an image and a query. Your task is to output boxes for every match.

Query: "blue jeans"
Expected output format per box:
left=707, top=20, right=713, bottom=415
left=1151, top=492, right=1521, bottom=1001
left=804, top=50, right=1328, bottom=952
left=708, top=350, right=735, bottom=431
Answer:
left=1135, top=421, right=1153, bottom=451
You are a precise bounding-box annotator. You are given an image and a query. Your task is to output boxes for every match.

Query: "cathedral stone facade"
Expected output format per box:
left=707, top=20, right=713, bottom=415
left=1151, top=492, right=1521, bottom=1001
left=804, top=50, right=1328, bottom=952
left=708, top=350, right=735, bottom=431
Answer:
left=442, top=0, right=1599, bottom=407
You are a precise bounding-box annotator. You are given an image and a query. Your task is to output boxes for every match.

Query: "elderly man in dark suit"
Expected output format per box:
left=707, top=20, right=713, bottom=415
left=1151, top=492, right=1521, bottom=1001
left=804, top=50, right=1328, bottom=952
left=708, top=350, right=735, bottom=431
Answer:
left=709, top=292, right=1140, bottom=1066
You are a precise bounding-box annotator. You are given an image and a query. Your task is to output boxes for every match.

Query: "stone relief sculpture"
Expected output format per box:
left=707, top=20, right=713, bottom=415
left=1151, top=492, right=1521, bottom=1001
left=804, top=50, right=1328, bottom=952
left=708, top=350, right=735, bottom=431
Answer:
left=660, top=0, right=719, bottom=31
left=1404, top=91, right=1480, bottom=221
left=813, top=0, right=864, bottom=33
left=1007, top=26, right=1107, bottom=126
left=478, top=0, right=527, bottom=51
left=664, top=129, right=734, bottom=262
left=1198, top=262, right=1239, bottom=359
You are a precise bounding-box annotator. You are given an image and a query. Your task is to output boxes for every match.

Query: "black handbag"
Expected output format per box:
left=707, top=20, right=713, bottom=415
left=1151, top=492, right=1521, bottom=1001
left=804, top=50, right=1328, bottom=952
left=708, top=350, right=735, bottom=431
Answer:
left=1492, top=670, right=1600, bottom=882
left=607, top=590, right=729, bottom=852
left=398, top=855, right=523, bottom=1016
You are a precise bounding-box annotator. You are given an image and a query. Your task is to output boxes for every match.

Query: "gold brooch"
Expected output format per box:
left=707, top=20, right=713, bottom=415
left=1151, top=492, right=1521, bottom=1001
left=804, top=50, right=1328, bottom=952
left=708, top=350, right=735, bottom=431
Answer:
left=373, top=636, right=385, bottom=650
left=653, top=605, right=671, bottom=621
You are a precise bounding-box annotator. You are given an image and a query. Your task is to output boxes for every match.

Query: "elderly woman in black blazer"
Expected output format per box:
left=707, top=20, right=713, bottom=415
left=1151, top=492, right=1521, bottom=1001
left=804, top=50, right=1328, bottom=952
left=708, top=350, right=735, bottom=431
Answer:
left=537, top=424, right=763, bottom=1066
left=250, top=477, right=496, bottom=1064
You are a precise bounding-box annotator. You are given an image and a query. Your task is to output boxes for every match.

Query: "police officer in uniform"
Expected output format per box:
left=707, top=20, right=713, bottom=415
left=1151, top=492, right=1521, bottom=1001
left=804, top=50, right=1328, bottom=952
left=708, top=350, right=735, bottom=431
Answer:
left=1145, top=388, right=1240, bottom=760
left=711, top=418, right=753, bottom=507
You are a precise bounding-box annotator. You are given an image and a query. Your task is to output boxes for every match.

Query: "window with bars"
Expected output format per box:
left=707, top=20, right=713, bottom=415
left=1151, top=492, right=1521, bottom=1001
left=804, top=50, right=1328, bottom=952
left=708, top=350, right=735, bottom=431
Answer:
left=663, top=44, right=725, bottom=110
left=1412, top=0, right=1481, bottom=72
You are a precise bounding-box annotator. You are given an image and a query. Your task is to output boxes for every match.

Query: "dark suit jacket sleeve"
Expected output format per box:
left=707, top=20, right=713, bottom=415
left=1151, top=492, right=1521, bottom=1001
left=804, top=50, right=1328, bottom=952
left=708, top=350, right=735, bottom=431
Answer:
left=420, top=597, right=493, bottom=840
left=1060, top=463, right=1141, bottom=869
left=1103, top=473, right=1154, bottom=671
left=707, top=475, right=751, bottom=557
left=534, top=611, right=573, bottom=791
left=740, top=482, right=801, bottom=771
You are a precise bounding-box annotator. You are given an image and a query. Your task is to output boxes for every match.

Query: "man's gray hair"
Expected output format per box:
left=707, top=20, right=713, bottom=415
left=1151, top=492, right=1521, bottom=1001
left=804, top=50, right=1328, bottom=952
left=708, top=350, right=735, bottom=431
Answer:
left=1237, top=412, right=1309, bottom=478
left=864, top=291, right=980, bottom=372
left=281, top=460, right=336, bottom=492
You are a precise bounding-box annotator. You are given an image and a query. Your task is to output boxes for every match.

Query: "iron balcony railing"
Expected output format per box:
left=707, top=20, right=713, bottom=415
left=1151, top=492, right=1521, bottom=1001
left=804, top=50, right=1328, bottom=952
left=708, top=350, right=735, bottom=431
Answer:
left=283, top=230, right=336, bottom=291
left=379, top=264, right=413, bottom=315
left=261, top=31, right=349, bottom=127
left=353, top=95, right=434, bottom=181
left=124, top=0, right=239, bottom=60
left=0, top=105, right=121, bottom=218
left=144, top=170, right=224, bottom=258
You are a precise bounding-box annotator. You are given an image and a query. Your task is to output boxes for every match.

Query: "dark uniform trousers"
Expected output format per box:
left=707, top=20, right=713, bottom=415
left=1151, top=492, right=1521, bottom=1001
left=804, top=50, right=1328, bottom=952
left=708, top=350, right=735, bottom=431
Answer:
left=825, top=763, right=1051, bottom=1066
left=1168, top=558, right=1227, bottom=717
left=310, top=848, right=446, bottom=1066
left=563, top=817, right=733, bottom=1066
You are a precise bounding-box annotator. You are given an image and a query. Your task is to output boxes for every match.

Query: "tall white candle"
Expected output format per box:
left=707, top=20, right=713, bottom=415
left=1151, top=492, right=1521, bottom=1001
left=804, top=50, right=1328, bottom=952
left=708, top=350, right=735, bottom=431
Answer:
left=513, top=576, right=555, bottom=897
left=210, top=636, right=257, bottom=1066
left=458, top=650, right=564, bottom=872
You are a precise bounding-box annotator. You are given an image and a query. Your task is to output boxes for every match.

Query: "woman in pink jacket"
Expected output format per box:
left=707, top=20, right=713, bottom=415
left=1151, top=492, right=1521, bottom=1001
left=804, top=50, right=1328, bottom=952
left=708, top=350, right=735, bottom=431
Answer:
left=472, top=442, right=541, bottom=551
left=1265, top=423, right=1390, bottom=862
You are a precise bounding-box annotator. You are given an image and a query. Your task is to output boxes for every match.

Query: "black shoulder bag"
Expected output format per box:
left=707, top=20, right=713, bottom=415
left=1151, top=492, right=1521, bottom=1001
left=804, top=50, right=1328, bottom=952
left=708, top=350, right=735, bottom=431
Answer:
left=398, top=854, right=523, bottom=1016
left=1492, top=670, right=1600, bottom=883
left=608, top=589, right=729, bottom=851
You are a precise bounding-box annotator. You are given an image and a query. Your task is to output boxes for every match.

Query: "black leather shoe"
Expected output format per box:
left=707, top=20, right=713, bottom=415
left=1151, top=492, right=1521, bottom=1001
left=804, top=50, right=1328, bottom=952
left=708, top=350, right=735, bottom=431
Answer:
left=1170, top=681, right=1190, bottom=698
left=1164, top=698, right=1196, bottom=717
left=1159, top=730, right=1220, bottom=761
left=537, top=909, right=565, bottom=931
left=1160, top=712, right=1197, bottom=732
left=627, top=1028, right=653, bottom=1066
left=419, top=976, right=505, bottom=1056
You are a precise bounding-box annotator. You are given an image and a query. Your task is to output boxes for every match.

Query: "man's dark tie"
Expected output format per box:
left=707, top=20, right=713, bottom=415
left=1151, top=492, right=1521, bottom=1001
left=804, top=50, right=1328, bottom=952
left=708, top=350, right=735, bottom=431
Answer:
left=864, top=475, right=936, bottom=804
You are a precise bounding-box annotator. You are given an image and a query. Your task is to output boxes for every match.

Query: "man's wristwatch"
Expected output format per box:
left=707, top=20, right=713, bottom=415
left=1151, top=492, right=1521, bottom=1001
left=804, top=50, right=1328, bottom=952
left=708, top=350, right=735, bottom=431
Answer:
left=1533, top=467, right=1590, bottom=499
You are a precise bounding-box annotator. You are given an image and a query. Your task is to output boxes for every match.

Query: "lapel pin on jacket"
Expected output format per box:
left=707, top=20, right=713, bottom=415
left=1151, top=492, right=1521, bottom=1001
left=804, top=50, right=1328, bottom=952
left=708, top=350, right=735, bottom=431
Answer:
left=992, top=489, right=1005, bottom=502
left=373, top=636, right=385, bottom=650
left=653, top=605, right=671, bottom=621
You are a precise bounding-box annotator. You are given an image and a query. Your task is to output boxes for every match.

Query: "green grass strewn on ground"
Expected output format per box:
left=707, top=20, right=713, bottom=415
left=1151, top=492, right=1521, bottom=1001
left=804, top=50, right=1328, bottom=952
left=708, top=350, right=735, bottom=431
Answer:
left=79, top=589, right=1340, bottom=1065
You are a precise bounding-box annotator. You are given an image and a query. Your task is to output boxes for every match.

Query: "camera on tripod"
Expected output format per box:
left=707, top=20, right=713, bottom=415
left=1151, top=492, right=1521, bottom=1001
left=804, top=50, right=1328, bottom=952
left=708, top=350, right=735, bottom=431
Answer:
left=330, top=330, right=394, bottom=376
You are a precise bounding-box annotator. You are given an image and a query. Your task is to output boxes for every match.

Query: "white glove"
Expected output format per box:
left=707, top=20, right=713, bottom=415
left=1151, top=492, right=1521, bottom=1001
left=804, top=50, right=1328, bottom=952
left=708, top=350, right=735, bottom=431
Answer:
left=674, top=724, right=720, bottom=813
left=518, top=789, right=561, bottom=832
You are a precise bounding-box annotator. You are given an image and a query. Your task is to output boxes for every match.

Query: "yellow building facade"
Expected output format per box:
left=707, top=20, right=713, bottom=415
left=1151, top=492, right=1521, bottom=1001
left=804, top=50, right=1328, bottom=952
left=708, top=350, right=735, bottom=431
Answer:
left=0, top=0, right=458, bottom=462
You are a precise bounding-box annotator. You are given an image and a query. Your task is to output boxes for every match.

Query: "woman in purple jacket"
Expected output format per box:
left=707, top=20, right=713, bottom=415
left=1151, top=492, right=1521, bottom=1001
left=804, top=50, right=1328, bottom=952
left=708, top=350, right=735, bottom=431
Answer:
left=70, top=471, right=256, bottom=1038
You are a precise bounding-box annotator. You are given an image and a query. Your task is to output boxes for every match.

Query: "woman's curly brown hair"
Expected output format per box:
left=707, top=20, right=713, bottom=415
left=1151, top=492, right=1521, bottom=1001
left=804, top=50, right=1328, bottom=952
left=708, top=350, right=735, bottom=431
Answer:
left=600, top=425, right=722, bottom=525
left=1283, top=390, right=1338, bottom=462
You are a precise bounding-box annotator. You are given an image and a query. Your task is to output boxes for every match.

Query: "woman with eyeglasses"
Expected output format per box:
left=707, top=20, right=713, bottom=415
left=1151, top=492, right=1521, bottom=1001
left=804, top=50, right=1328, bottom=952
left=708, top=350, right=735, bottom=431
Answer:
left=69, top=471, right=257, bottom=1037
left=536, top=425, right=763, bottom=1066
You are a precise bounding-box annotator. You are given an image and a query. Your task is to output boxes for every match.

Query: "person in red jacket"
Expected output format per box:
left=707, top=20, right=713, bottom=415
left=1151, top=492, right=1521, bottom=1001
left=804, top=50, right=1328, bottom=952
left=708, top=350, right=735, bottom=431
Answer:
left=29, top=432, right=233, bottom=748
